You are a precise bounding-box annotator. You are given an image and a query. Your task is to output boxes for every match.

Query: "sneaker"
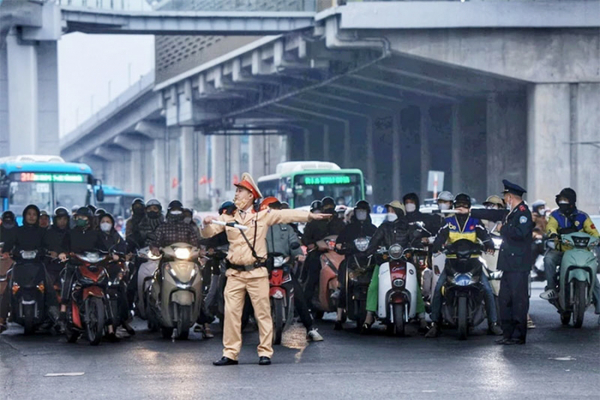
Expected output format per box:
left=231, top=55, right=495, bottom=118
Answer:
left=540, top=289, right=557, bottom=300
left=193, top=323, right=203, bottom=333
left=488, top=323, right=503, bottom=336
left=122, top=321, right=136, bottom=336
left=425, top=323, right=440, bottom=338
left=307, top=328, right=324, bottom=342
left=203, top=326, right=215, bottom=339
left=527, top=315, right=536, bottom=329
left=330, top=289, right=341, bottom=300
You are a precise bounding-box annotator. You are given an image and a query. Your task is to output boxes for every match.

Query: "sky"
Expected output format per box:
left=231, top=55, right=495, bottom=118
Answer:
left=58, top=33, right=155, bottom=136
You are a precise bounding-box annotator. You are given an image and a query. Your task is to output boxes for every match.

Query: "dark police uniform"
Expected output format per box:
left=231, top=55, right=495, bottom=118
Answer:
left=497, top=180, right=534, bottom=344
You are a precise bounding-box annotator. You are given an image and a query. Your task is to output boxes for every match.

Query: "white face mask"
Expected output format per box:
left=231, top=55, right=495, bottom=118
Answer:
left=170, top=210, right=183, bottom=216
left=405, top=203, right=416, bottom=213
left=386, top=212, right=398, bottom=222
left=558, top=201, right=569, bottom=205
left=355, top=210, right=367, bottom=221
left=439, top=203, right=450, bottom=211
left=100, top=222, right=112, bottom=232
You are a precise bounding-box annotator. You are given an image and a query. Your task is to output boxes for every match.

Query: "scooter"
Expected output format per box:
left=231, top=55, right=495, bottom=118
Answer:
left=340, top=237, right=374, bottom=329
left=136, top=247, right=161, bottom=326
left=106, top=253, right=129, bottom=332
left=269, top=253, right=294, bottom=345
left=311, top=235, right=344, bottom=319
left=7, top=250, right=48, bottom=335
left=376, top=244, right=419, bottom=336
left=550, top=232, right=599, bottom=328
left=440, top=240, right=487, bottom=340
left=147, top=243, right=203, bottom=340
left=64, top=251, right=110, bottom=345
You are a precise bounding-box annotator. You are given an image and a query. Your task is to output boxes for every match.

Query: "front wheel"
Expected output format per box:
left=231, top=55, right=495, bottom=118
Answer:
left=392, top=304, right=405, bottom=337
left=572, top=280, right=587, bottom=328
left=85, top=297, right=105, bottom=346
left=23, top=305, right=35, bottom=336
left=457, top=296, right=468, bottom=340
left=176, top=305, right=191, bottom=340
left=272, top=299, right=284, bottom=345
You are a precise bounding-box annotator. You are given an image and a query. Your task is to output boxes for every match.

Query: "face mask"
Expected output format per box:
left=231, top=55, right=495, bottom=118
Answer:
left=538, top=208, right=546, bottom=216
left=386, top=213, right=398, bottom=222
left=133, top=208, right=144, bottom=216
left=235, top=197, right=253, bottom=212
left=558, top=203, right=573, bottom=214
left=2, top=222, right=15, bottom=229
left=405, top=204, right=416, bottom=213
left=170, top=210, right=182, bottom=216
left=147, top=211, right=160, bottom=219
left=100, top=222, right=112, bottom=232
left=323, top=208, right=336, bottom=215
left=355, top=210, right=367, bottom=221
left=439, top=203, right=450, bottom=211
left=184, top=217, right=192, bottom=224
left=76, top=219, right=88, bottom=228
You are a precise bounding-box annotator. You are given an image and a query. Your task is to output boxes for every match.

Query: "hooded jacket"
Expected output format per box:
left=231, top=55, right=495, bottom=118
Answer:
left=1, top=205, right=48, bottom=254
left=99, top=214, right=127, bottom=254
left=336, top=212, right=377, bottom=253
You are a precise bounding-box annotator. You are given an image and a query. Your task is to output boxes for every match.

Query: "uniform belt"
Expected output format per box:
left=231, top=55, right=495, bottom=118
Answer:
left=227, top=261, right=265, bottom=272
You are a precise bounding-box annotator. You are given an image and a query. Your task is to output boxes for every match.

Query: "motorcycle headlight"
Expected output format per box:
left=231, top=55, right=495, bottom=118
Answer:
left=354, top=237, right=370, bottom=252
left=389, top=244, right=403, bottom=260
left=20, top=250, right=37, bottom=260
left=174, top=248, right=191, bottom=260
left=454, top=273, right=473, bottom=287
left=273, top=256, right=285, bottom=268
left=392, top=278, right=405, bottom=288
left=79, top=252, right=103, bottom=263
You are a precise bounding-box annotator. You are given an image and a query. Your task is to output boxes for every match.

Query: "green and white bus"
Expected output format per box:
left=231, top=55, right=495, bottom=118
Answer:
left=257, top=162, right=371, bottom=209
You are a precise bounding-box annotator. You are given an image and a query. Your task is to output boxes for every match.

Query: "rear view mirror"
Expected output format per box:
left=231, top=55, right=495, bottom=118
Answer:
left=96, top=187, right=105, bottom=203
left=366, top=184, right=373, bottom=196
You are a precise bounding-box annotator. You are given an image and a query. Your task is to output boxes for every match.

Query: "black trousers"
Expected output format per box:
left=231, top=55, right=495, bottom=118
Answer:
left=499, top=271, right=530, bottom=341
left=284, top=276, right=313, bottom=331
left=302, top=250, right=322, bottom=304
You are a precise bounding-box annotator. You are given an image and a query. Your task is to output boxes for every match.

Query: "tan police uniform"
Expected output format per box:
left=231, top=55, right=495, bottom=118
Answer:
left=201, top=177, right=310, bottom=360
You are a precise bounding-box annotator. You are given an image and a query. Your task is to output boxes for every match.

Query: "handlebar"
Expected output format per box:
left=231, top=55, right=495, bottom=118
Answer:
left=211, top=220, right=249, bottom=231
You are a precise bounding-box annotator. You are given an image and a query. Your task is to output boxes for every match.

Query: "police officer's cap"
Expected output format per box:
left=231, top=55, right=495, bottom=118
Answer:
left=502, top=179, right=527, bottom=197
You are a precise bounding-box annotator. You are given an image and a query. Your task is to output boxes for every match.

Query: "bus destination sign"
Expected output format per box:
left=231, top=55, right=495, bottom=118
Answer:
left=301, top=175, right=354, bottom=185
left=18, top=173, right=87, bottom=183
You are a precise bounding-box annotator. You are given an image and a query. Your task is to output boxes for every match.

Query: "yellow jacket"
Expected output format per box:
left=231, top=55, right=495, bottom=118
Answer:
left=546, top=209, right=599, bottom=251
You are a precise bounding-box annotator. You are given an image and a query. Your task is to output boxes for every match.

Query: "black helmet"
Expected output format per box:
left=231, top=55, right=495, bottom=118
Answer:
left=53, top=207, right=70, bottom=221
left=40, top=210, right=50, bottom=218
left=76, top=206, right=93, bottom=218
left=95, top=208, right=107, bottom=217
left=310, top=200, right=323, bottom=213
left=87, top=205, right=97, bottom=214
left=168, top=200, right=183, bottom=212
left=354, top=200, right=371, bottom=212
left=453, top=193, right=472, bottom=208
left=2, top=210, right=15, bottom=222
left=131, top=198, right=144, bottom=209
left=219, top=201, right=235, bottom=215
left=555, top=188, right=576, bottom=206
left=145, top=199, right=162, bottom=210
left=322, top=197, right=335, bottom=208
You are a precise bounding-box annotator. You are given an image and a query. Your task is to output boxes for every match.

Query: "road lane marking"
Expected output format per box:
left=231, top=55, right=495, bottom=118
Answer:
left=44, top=372, right=85, bottom=377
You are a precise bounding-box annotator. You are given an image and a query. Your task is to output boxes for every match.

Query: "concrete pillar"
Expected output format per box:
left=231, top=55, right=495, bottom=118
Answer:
left=323, top=125, right=330, bottom=161
left=249, top=135, right=266, bottom=178
left=365, top=118, right=375, bottom=197
left=0, top=44, right=10, bottom=156
left=488, top=92, right=528, bottom=197
left=420, top=106, right=432, bottom=201
left=180, top=127, right=195, bottom=208
left=211, top=135, right=227, bottom=209
left=197, top=133, right=209, bottom=201
left=230, top=135, right=241, bottom=184
left=36, top=41, right=59, bottom=154
left=343, top=121, right=351, bottom=168
left=398, top=106, right=421, bottom=197
left=153, top=138, right=168, bottom=206
left=303, top=129, right=310, bottom=160
left=168, top=131, right=181, bottom=202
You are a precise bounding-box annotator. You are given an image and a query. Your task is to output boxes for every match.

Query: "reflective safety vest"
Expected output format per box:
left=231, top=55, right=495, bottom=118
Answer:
left=446, top=215, right=480, bottom=258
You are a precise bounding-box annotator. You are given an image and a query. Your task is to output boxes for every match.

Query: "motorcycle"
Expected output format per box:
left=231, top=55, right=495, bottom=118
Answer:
left=549, top=232, right=599, bottom=328
left=64, top=251, right=110, bottom=345
left=531, top=237, right=547, bottom=281
left=106, top=253, right=129, bottom=331
left=269, top=253, right=294, bottom=345
left=311, top=235, right=344, bottom=319
left=147, top=243, right=203, bottom=340
left=440, top=240, right=487, bottom=340
left=376, top=244, right=419, bottom=336
left=6, top=250, right=48, bottom=335
left=339, top=237, right=374, bottom=329
left=136, top=247, right=161, bottom=327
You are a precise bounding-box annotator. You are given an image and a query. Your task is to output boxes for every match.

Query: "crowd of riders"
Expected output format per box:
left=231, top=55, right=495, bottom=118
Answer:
left=0, top=184, right=598, bottom=340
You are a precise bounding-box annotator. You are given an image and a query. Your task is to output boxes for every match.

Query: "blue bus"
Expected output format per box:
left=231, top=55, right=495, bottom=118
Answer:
left=95, top=185, right=143, bottom=219
left=0, top=155, right=104, bottom=222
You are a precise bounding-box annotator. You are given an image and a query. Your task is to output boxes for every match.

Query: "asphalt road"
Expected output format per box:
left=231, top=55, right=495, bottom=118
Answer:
left=1, top=282, right=599, bottom=400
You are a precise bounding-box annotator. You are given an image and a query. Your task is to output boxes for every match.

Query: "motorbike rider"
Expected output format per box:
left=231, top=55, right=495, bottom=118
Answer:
left=261, top=197, right=324, bottom=341
left=540, top=189, right=600, bottom=317
left=1, top=205, right=60, bottom=326
left=151, top=200, right=201, bottom=253
left=39, top=210, right=51, bottom=229
left=98, top=213, right=135, bottom=335
left=125, top=198, right=146, bottom=246
left=426, top=193, right=503, bottom=337
left=0, top=211, right=18, bottom=333
left=432, top=191, right=455, bottom=229
left=57, top=207, right=120, bottom=341
left=44, top=207, right=71, bottom=288
left=301, top=197, right=346, bottom=306
left=531, top=200, right=548, bottom=234
left=137, top=199, right=165, bottom=248
left=332, top=200, right=377, bottom=330
left=403, top=192, right=441, bottom=248
left=482, top=195, right=505, bottom=233
left=183, top=208, right=200, bottom=236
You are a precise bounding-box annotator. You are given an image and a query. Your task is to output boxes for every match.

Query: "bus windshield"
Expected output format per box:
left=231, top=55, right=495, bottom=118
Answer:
left=293, top=173, right=362, bottom=208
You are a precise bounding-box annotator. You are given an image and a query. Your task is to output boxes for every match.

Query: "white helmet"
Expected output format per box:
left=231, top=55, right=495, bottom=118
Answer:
left=438, top=191, right=454, bottom=202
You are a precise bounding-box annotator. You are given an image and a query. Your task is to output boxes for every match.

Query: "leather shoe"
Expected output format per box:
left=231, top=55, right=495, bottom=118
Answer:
left=213, top=357, right=238, bottom=366
left=495, top=338, right=514, bottom=345
left=258, top=356, right=271, bottom=366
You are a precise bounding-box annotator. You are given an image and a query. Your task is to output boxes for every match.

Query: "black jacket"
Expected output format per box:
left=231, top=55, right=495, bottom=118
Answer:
left=62, top=227, right=105, bottom=254
left=301, top=215, right=345, bottom=246
left=99, top=229, right=127, bottom=254
left=1, top=224, right=48, bottom=254
left=405, top=211, right=440, bottom=247
left=365, top=218, right=410, bottom=255
left=336, top=215, right=377, bottom=253
left=45, top=225, right=70, bottom=254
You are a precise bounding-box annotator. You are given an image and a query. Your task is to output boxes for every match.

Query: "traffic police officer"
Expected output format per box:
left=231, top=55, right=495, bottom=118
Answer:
left=202, top=173, right=329, bottom=366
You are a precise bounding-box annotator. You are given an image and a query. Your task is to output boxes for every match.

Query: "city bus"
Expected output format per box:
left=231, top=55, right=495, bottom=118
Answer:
left=95, top=185, right=143, bottom=219
left=0, top=155, right=104, bottom=223
left=257, top=161, right=371, bottom=209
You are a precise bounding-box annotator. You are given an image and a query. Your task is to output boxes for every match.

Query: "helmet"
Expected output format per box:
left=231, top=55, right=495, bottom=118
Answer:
left=531, top=199, right=546, bottom=209
left=483, top=195, right=504, bottom=208
left=260, top=197, right=281, bottom=211
left=40, top=210, right=50, bottom=217
left=53, top=207, right=70, bottom=221
left=76, top=207, right=93, bottom=218
left=145, top=199, right=162, bottom=210
left=218, top=201, right=235, bottom=215
left=453, top=193, right=472, bottom=208
left=437, top=191, right=454, bottom=202
left=555, top=188, right=576, bottom=205
left=131, top=198, right=145, bottom=209
left=322, top=197, right=335, bottom=209
left=87, top=205, right=97, bottom=214
left=280, top=202, right=290, bottom=210
left=1, top=211, right=15, bottom=222
left=354, top=200, right=371, bottom=212
left=310, top=200, right=323, bottom=213
left=167, top=200, right=183, bottom=212
left=95, top=208, right=107, bottom=217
